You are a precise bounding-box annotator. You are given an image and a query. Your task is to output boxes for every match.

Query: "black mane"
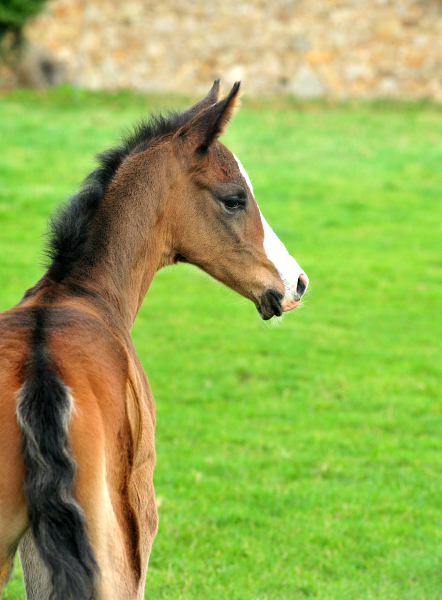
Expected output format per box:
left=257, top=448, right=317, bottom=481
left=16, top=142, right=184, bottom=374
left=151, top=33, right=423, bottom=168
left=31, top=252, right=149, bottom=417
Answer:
left=46, top=109, right=193, bottom=283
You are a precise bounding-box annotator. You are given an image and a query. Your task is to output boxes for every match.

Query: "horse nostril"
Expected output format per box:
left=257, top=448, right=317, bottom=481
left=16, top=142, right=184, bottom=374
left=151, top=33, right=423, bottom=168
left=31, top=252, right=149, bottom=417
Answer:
left=296, top=273, right=309, bottom=298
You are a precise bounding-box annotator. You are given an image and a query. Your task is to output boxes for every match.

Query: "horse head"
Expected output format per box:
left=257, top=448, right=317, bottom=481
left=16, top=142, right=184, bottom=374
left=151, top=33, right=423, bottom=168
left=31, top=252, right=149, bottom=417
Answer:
left=169, top=81, right=309, bottom=320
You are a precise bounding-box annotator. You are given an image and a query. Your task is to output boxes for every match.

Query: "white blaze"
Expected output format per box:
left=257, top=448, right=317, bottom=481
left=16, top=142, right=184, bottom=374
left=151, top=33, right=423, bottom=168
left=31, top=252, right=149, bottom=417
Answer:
left=233, top=153, right=308, bottom=307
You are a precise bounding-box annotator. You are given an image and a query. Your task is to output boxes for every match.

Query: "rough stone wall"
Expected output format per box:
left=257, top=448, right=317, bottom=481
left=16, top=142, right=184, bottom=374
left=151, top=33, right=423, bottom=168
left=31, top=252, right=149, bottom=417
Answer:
left=16, top=0, right=442, bottom=98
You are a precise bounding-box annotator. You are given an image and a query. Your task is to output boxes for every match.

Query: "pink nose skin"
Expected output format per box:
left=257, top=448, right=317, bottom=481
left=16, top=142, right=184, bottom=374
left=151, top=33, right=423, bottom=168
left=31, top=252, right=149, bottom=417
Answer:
left=281, top=272, right=309, bottom=312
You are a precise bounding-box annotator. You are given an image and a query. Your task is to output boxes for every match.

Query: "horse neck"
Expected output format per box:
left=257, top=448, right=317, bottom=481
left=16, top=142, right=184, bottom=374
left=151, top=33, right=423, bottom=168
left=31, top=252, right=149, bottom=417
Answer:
left=69, top=149, right=176, bottom=329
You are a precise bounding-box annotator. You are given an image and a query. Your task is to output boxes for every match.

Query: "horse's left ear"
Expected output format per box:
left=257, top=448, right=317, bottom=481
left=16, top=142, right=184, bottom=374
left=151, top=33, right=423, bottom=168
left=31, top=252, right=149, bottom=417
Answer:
left=175, top=82, right=241, bottom=153
left=181, top=79, right=223, bottom=120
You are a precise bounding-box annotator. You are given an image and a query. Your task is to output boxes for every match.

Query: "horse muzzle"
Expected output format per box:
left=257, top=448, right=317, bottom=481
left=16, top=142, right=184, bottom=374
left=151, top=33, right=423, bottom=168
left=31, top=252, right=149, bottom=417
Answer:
left=258, top=272, right=309, bottom=319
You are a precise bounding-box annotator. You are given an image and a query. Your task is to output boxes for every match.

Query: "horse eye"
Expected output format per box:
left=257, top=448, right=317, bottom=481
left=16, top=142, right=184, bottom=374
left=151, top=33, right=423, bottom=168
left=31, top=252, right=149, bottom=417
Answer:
left=224, top=197, right=243, bottom=211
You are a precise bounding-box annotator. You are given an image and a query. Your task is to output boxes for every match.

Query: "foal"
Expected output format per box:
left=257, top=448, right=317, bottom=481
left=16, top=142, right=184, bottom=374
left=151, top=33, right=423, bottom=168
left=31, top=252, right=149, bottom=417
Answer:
left=0, top=81, right=308, bottom=599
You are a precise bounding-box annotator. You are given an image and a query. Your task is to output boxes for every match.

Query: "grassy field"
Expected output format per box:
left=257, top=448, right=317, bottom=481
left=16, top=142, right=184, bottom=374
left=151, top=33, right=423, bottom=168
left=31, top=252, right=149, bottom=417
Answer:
left=1, top=87, right=441, bottom=599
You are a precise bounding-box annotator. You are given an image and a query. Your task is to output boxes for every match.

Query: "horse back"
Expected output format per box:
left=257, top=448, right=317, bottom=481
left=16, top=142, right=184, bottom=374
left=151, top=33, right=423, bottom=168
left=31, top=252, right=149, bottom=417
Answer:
left=0, top=300, right=156, bottom=594
left=0, top=300, right=134, bottom=451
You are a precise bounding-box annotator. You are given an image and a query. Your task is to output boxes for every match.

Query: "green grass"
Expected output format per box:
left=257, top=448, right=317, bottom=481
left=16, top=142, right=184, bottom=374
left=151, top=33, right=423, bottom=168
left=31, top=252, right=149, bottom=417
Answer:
left=1, top=87, right=442, bottom=599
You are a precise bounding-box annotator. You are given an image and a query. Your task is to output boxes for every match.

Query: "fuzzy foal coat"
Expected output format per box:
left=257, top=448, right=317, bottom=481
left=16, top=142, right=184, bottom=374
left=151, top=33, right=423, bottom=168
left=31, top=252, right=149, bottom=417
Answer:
left=0, top=81, right=308, bottom=600
left=0, top=81, right=245, bottom=600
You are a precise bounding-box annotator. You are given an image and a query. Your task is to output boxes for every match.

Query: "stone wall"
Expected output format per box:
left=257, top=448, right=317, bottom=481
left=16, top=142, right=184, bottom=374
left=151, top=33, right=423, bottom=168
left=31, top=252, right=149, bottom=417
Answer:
left=11, top=0, right=442, bottom=98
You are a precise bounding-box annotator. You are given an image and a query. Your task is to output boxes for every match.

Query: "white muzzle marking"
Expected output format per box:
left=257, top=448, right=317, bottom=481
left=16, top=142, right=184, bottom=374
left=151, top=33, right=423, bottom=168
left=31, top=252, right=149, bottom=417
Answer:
left=233, top=153, right=309, bottom=311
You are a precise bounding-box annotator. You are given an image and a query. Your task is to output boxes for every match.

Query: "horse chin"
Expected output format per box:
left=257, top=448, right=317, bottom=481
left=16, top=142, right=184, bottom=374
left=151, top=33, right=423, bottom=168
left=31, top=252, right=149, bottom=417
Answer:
left=281, top=298, right=301, bottom=312
left=257, top=289, right=284, bottom=320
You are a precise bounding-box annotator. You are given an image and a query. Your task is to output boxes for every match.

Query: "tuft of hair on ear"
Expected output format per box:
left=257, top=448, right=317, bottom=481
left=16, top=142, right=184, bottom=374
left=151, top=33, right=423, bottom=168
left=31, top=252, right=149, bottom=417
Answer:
left=216, top=79, right=224, bottom=100
left=197, top=81, right=241, bottom=153
left=214, top=81, right=241, bottom=136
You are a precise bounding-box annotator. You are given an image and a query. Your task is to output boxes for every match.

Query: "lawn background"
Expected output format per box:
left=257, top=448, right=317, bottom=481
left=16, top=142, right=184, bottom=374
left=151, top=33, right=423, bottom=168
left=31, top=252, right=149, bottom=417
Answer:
left=1, top=88, right=441, bottom=599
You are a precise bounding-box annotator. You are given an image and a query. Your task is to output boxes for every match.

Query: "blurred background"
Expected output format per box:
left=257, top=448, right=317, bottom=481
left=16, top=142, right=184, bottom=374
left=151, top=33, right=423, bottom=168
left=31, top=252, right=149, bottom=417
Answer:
left=1, top=0, right=442, bottom=98
left=1, top=2, right=442, bottom=600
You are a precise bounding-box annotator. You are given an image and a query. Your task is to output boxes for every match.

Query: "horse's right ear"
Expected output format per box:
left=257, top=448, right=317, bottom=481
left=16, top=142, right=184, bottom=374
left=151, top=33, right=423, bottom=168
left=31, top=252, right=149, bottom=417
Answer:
left=174, top=82, right=241, bottom=154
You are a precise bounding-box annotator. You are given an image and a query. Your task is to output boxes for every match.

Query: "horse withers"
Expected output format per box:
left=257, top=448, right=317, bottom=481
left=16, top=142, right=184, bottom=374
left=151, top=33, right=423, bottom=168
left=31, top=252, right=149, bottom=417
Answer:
left=0, top=81, right=308, bottom=599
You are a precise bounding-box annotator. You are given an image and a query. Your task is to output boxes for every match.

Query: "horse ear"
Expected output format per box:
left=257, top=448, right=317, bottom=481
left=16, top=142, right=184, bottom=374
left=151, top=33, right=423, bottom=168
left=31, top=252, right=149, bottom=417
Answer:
left=182, top=79, right=222, bottom=119
left=175, top=82, right=241, bottom=153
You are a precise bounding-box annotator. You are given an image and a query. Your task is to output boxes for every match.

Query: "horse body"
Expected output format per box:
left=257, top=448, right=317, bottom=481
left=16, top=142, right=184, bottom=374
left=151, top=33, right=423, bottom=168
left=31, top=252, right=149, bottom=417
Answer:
left=0, top=240, right=159, bottom=599
left=0, top=81, right=308, bottom=599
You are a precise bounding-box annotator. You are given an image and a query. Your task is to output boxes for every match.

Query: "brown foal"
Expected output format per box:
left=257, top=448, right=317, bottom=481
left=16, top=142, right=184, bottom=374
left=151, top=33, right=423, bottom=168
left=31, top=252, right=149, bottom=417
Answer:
left=0, top=81, right=308, bottom=599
